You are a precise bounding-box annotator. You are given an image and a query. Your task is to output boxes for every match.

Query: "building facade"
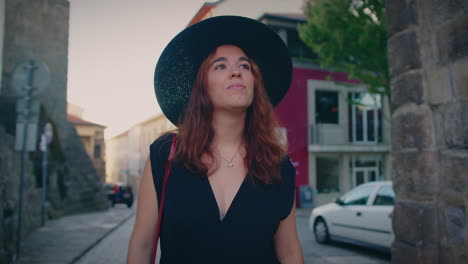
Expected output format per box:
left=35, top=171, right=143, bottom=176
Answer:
left=105, top=131, right=129, bottom=184
left=67, top=103, right=107, bottom=182
left=190, top=0, right=392, bottom=207
left=105, top=114, right=175, bottom=193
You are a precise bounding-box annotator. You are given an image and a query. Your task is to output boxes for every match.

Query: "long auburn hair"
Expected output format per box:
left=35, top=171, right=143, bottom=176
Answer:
left=174, top=47, right=287, bottom=184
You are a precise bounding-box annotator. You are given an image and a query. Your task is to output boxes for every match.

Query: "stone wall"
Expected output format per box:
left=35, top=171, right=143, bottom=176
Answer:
left=0, top=127, right=41, bottom=264
left=387, top=0, right=468, bottom=263
left=0, top=0, right=108, bottom=262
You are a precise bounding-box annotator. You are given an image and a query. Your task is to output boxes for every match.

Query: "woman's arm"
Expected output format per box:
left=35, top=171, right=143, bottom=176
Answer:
left=274, top=198, right=304, bottom=264
left=127, top=157, right=158, bottom=264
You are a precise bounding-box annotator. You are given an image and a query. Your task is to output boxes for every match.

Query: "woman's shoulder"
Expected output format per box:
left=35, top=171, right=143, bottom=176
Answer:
left=149, top=132, right=176, bottom=159
left=277, top=154, right=296, bottom=220
left=150, top=132, right=175, bottom=149
left=280, top=155, right=296, bottom=179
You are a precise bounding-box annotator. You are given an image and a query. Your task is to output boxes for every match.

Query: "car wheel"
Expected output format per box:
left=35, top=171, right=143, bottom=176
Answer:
left=127, top=202, right=133, bottom=208
left=314, top=218, right=330, bottom=244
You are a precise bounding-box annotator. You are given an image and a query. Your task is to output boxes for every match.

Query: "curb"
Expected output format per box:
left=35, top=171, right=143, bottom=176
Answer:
left=69, top=211, right=135, bottom=264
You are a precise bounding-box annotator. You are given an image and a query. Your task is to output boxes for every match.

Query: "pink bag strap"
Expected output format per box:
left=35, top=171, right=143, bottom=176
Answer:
left=151, top=134, right=177, bottom=264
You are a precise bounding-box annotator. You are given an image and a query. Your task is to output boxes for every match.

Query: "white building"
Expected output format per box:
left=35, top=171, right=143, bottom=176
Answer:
left=105, top=114, right=175, bottom=193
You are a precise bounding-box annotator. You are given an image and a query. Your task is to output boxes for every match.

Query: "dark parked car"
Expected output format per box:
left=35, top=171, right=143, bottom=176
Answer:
left=105, top=183, right=134, bottom=208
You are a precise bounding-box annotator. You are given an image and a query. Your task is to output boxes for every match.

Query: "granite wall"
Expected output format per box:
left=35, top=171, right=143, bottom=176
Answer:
left=388, top=0, right=468, bottom=263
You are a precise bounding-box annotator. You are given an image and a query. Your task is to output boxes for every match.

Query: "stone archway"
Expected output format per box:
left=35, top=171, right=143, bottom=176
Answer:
left=387, top=0, right=468, bottom=263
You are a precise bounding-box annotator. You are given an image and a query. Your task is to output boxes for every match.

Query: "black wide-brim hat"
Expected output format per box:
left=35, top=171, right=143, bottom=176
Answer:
left=154, top=15, right=292, bottom=125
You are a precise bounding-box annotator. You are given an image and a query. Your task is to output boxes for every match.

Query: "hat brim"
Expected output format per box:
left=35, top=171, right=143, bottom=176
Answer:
left=154, top=16, right=292, bottom=125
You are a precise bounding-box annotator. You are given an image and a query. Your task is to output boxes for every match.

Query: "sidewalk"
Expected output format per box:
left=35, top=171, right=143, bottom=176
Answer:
left=15, top=206, right=134, bottom=264
left=296, top=208, right=312, bottom=218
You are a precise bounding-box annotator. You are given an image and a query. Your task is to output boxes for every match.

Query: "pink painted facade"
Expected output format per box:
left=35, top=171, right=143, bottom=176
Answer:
left=275, top=65, right=359, bottom=205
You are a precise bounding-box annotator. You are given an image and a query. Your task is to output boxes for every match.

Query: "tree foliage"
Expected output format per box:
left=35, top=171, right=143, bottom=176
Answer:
left=298, top=0, right=389, bottom=96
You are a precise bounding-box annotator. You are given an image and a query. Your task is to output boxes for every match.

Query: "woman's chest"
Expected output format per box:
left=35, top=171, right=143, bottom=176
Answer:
left=162, top=168, right=282, bottom=234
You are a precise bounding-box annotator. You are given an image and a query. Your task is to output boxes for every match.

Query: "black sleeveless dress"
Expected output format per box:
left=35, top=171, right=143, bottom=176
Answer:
left=150, top=133, right=296, bottom=264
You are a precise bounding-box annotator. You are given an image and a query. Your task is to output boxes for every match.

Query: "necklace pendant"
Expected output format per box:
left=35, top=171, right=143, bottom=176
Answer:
left=227, top=163, right=234, bottom=168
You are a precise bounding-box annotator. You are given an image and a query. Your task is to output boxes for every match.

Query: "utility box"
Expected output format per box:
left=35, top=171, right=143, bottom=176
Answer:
left=299, top=185, right=313, bottom=208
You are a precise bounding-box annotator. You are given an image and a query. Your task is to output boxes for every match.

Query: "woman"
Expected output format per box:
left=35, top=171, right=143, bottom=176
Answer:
left=127, top=16, right=303, bottom=263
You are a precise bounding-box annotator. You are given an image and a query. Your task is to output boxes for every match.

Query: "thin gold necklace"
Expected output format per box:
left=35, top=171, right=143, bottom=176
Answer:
left=213, top=143, right=241, bottom=168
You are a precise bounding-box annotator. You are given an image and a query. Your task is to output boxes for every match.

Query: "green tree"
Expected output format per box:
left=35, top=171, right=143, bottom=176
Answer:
left=298, top=0, right=389, bottom=96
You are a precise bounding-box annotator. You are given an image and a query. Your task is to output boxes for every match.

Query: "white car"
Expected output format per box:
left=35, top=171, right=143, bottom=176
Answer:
left=309, top=181, right=394, bottom=252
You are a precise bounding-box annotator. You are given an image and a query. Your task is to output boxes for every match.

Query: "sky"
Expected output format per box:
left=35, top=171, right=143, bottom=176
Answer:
left=67, top=0, right=206, bottom=138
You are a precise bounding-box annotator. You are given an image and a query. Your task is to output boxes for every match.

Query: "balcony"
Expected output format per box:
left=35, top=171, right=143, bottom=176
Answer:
left=309, top=125, right=391, bottom=153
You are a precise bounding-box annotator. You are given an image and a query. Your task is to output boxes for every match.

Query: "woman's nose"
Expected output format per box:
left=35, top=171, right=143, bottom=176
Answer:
left=230, top=68, right=241, bottom=78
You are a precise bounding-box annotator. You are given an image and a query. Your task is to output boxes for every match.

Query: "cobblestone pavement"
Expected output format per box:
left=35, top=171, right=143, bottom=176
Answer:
left=15, top=205, right=134, bottom=264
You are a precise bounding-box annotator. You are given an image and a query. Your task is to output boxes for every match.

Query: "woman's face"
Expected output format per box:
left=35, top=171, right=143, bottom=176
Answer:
left=206, top=45, right=254, bottom=113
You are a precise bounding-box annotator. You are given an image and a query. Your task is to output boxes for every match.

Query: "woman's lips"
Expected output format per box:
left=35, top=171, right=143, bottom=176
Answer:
left=227, top=83, right=246, bottom=90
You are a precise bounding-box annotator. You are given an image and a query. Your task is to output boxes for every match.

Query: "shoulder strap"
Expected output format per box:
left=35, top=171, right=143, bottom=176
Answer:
left=151, top=134, right=177, bottom=264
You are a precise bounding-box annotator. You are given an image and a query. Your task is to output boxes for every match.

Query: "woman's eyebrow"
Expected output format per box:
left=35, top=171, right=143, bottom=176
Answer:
left=239, top=57, right=250, bottom=63
left=210, top=57, right=226, bottom=66
left=210, top=56, right=250, bottom=66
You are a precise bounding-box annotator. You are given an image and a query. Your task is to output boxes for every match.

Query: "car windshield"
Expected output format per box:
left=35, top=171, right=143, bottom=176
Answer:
left=340, top=185, right=375, bottom=206
left=373, top=185, right=395, bottom=206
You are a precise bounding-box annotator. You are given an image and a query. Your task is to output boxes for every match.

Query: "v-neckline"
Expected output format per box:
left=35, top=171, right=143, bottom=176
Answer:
left=206, top=174, right=247, bottom=223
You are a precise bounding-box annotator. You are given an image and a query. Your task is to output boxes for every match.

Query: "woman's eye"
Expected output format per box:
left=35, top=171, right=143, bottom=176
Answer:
left=240, top=64, right=251, bottom=70
left=214, top=64, right=226, bottom=70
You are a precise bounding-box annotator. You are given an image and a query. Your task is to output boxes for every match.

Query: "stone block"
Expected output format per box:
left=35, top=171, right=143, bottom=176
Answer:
left=439, top=244, right=468, bottom=264
left=392, top=241, right=439, bottom=263
left=388, top=30, right=422, bottom=78
left=387, top=0, right=418, bottom=36
left=427, top=67, right=453, bottom=105
left=392, top=104, right=434, bottom=150
left=436, top=15, right=468, bottom=65
left=440, top=150, right=468, bottom=192
left=393, top=201, right=439, bottom=247
left=439, top=245, right=457, bottom=264
left=392, top=151, right=440, bottom=199
left=432, top=102, right=468, bottom=149
left=431, top=0, right=468, bottom=28
left=439, top=191, right=466, bottom=256
left=391, top=70, right=424, bottom=108
left=452, top=58, right=468, bottom=99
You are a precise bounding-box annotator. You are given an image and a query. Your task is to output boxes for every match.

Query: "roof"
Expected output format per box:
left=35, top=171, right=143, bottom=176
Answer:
left=111, top=130, right=129, bottom=140
left=187, top=0, right=225, bottom=27
left=258, top=13, right=308, bottom=23
left=67, top=114, right=106, bottom=128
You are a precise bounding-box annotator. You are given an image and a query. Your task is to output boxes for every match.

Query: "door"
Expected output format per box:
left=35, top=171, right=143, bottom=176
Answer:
left=358, top=185, right=395, bottom=248
left=328, top=184, right=376, bottom=241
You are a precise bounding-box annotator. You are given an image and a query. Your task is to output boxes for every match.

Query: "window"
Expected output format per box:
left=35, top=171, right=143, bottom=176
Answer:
left=286, top=28, right=317, bottom=60
left=316, top=156, right=339, bottom=193
left=373, top=186, right=395, bottom=206
left=341, top=185, right=375, bottom=206
left=94, top=145, right=101, bottom=159
left=316, top=91, right=339, bottom=124
left=348, top=92, right=382, bottom=143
